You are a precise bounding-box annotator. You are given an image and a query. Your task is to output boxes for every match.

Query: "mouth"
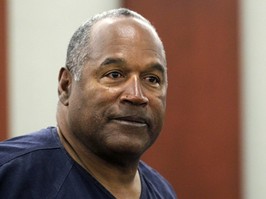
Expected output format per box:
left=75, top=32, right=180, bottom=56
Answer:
left=110, top=116, right=149, bottom=128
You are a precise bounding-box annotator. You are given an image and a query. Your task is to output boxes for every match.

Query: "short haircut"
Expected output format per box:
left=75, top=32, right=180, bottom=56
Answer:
left=65, top=8, right=165, bottom=81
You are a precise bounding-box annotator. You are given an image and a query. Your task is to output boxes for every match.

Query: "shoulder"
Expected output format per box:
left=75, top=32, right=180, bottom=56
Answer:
left=0, top=127, right=74, bottom=198
left=0, top=127, right=61, bottom=166
left=139, top=161, right=177, bottom=199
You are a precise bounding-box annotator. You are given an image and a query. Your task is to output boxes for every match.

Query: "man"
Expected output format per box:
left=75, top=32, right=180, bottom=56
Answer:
left=0, top=8, right=177, bottom=198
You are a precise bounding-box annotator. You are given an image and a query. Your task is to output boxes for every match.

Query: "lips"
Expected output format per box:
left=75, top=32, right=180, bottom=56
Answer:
left=110, top=115, right=150, bottom=128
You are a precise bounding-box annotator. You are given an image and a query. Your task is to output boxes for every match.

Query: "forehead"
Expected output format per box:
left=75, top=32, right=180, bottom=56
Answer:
left=89, top=17, right=166, bottom=66
left=91, top=17, right=157, bottom=40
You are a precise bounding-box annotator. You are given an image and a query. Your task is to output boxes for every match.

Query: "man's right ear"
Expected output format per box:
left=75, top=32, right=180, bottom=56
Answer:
left=58, top=67, right=72, bottom=106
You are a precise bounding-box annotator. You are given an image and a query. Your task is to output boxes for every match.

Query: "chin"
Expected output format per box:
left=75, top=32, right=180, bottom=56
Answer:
left=112, top=141, right=148, bottom=155
left=102, top=140, right=150, bottom=165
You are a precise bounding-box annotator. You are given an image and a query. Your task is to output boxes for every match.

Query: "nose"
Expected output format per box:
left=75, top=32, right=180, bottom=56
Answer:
left=120, top=75, right=149, bottom=106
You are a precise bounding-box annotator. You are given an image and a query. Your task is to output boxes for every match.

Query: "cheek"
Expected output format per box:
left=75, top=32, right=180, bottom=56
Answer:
left=76, top=86, right=120, bottom=121
left=150, top=93, right=166, bottom=113
left=91, top=87, right=121, bottom=109
left=149, top=96, right=166, bottom=130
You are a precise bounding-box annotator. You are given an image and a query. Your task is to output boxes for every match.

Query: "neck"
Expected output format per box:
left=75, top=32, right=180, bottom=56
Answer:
left=57, top=126, right=141, bottom=199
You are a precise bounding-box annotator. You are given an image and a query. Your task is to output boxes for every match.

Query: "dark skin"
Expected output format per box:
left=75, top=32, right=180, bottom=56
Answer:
left=57, top=17, right=167, bottom=199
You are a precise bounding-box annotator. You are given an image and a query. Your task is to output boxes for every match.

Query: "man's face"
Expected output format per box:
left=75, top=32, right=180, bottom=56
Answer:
left=67, top=17, right=167, bottom=162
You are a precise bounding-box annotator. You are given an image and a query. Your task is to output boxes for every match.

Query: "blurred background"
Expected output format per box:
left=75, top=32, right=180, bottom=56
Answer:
left=0, top=0, right=266, bottom=199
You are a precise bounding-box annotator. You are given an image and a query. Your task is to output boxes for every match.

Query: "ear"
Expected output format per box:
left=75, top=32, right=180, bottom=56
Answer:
left=58, top=67, right=72, bottom=106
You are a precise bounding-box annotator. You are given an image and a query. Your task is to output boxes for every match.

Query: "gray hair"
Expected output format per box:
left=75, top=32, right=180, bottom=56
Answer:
left=65, top=8, right=165, bottom=81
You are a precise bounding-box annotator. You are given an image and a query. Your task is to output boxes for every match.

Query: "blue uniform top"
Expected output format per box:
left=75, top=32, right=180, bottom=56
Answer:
left=0, top=127, right=177, bottom=199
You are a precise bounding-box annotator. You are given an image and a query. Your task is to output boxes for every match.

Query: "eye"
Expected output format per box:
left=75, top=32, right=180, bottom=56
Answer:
left=144, top=75, right=161, bottom=86
left=105, top=71, right=123, bottom=79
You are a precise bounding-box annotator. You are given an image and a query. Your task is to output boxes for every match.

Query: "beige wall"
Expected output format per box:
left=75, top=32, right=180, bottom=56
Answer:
left=241, top=0, right=266, bottom=198
left=7, top=0, right=121, bottom=136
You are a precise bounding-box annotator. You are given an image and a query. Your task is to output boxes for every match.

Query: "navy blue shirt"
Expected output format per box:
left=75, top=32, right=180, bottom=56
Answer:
left=0, top=127, right=177, bottom=198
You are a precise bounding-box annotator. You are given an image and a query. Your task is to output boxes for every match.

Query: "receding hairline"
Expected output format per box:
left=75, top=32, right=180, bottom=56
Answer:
left=86, top=9, right=159, bottom=45
left=89, top=16, right=166, bottom=61
left=90, top=16, right=162, bottom=43
left=65, top=8, right=166, bottom=81
left=84, top=8, right=151, bottom=26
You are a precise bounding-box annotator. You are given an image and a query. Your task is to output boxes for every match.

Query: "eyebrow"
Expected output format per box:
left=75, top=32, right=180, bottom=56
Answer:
left=100, top=57, right=126, bottom=67
left=147, top=62, right=166, bottom=75
left=99, top=57, right=166, bottom=74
